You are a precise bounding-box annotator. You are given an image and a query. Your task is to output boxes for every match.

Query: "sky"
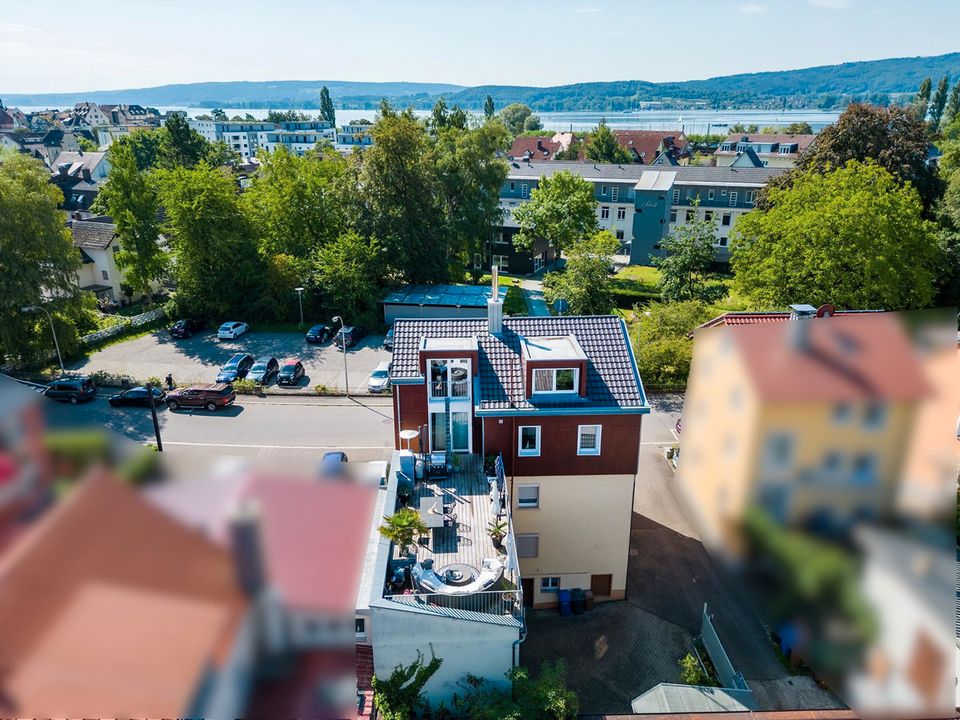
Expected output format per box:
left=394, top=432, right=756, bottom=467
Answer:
left=1, top=0, right=958, bottom=93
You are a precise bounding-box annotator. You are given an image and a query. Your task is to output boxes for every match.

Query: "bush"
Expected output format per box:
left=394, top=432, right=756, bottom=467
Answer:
left=232, top=378, right=259, bottom=395
left=679, top=652, right=710, bottom=686
left=611, top=286, right=661, bottom=308
left=117, top=446, right=160, bottom=484
left=503, top=285, right=527, bottom=316
left=314, top=383, right=331, bottom=395
left=89, top=370, right=138, bottom=388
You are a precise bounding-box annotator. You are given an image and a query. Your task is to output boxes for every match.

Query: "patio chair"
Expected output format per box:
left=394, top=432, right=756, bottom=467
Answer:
left=443, top=511, right=458, bottom=528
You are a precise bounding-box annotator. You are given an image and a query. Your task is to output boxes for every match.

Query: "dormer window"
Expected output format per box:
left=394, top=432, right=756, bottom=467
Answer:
left=533, top=367, right=578, bottom=393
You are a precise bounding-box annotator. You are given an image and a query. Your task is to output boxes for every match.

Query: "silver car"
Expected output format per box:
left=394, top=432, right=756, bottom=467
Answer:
left=367, top=361, right=392, bottom=393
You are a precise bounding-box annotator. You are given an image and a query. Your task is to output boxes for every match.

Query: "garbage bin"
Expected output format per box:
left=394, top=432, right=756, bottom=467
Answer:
left=584, top=589, right=595, bottom=611
left=571, top=588, right=585, bottom=615
left=558, top=589, right=572, bottom=617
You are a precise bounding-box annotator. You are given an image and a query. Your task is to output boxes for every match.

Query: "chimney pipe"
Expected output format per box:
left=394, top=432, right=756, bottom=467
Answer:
left=488, top=265, right=503, bottom=334
left=228, top=498, right=267, bottom=596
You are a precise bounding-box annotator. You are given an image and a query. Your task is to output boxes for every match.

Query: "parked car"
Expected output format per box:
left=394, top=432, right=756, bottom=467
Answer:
left=305, top=323, right=333, bottom=344
left=217, top=321, right=249, bottom=340
left=367, top=361, right=392, bottom=393
left=44, top=376, right=96, bottom=404
left=108, top=385, right=166, bottom=407
left=216, top=353, right=255, bottom=383
left=319, top=451, right=349, bottom=476
left=168, top=319, right=207, bottom=338
left=166, top=383, right=236, bottom=412
left=276, top=358, right=305, bottom=386
left=334, top=325, right=365, bottom=350
left=248, top=356, right=279, bottom=385
left=383, top=326, right=395, bottom=351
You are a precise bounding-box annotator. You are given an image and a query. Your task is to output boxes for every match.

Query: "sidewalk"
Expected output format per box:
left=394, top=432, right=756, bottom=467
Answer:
left=518, top=279, right=551, bottom=316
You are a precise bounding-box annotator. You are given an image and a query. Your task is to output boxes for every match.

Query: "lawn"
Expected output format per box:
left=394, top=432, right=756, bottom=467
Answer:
left=613, top=265, right=662, bottom=292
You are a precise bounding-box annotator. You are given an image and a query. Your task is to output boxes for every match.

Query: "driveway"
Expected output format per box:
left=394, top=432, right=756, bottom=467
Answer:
left=68, top=328, right=391, bottom=393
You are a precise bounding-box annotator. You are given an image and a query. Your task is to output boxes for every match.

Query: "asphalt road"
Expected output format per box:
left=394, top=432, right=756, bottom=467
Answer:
left=46, top=394, right=397, bottom=462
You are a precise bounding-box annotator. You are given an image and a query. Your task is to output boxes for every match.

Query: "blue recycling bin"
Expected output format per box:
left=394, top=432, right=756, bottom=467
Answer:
left=558, top=588, right=572, bottom=616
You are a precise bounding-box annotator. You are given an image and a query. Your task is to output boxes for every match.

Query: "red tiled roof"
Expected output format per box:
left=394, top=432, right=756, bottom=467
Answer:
left=614, top=130, right=689, bottom=163
left=726, top=313, right=929, bottom=403
left=507, top=136, right=562, bottom=160
left=699, top=310, right=880, bottom=329
left=244, top=476, right=377, bottom=613
left=0, top=470, right=247, bottom=717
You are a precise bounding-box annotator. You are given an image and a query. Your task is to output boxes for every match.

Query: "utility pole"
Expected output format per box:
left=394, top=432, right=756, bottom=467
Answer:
left=294, top=287, right=305, bottom=327
left=146, top=381, right=163, bottom=452
left=22, top=305, right=64, bottom=374
left=332, top=315, right=349, bottom=398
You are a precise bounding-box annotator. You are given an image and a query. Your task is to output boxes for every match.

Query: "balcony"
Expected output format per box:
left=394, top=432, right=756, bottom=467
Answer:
left=429, top=379, right=470, bottom=399
left=381, top=453, right=524, bottom=626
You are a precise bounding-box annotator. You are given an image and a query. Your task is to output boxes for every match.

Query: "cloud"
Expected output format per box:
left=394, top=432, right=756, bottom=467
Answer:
left=809, top=0, right=851, bottom=8
left=739, top=3, right=767, bottom=13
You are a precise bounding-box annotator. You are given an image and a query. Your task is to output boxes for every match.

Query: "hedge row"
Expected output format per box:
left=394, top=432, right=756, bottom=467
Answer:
left=611, top=286, right=662, bottom=308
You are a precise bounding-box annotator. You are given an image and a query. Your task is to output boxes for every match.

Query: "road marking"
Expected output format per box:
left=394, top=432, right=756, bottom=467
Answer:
left=161, top=440, right=390, bottom=450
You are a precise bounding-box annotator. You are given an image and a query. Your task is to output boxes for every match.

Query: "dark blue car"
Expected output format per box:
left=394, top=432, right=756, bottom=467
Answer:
left=216, top=353, right=254, bottom=383
left=305, top=324, right=333, bottom=344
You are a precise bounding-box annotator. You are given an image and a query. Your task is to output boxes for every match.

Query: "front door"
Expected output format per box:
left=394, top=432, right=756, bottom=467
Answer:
left=521, top=578, right=534, bottom=607
left=590, top=573, right=612, bottom=598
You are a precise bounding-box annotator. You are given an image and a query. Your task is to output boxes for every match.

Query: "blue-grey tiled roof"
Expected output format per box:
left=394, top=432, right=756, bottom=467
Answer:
left=390, top=316, right=646, bottom=412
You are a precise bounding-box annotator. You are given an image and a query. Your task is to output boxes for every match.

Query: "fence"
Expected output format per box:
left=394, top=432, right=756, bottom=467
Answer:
left=80, top=308, right=166, bottom=345
left=384, top=589, right=523, bottom=622
left=701, top=603, right=749, bottom=692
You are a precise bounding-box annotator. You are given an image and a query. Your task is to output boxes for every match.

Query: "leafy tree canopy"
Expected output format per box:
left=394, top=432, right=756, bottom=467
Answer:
left=543, top=231, right=619, bottom=315
left=513, top=170, right=598, bottom=256
left=732, top=160, right=939, bottom=311
left=500, top=103, right=539, bottom=135
left=653, top=201, right=725, bottom=303
left=584, top=120, right=631, bottom=164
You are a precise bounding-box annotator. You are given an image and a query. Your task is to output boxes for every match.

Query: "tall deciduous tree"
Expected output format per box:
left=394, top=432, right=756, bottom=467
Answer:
left=319, top=86, right=336, bottom=126
left=161, top=114, right=209, bottom=168
left=653, top=203, right=723, bottom=302
left=92, top=141, right=167, bottom=298
left=513, top=170, right=598, bottom=257
left=499, top=103, right=538, bottom=135
left=943, top=82, right=960, bottom=128
left=928, top=76, right=950, bottom=129
left=732, top=160, right=939, bottom=311
left=584, top=119, right=631, bottom=164
left=933, top=166, right=960, bottom=306
left=313, top=231, right=382, bottom=324
left=484, top=94, right=495, bottom=119
left=0, top=153, right=85, bottom=364
left=761, top=103, right=942, bottom=214
left=156, top=162, right=264, bottom=318
left=913, top=77, right=932, bottom=120
left=783, top=121, right=814, bottom=134
left=211, top=108, right=227, bottom=121
left=542, top=231, right=619, bottom=315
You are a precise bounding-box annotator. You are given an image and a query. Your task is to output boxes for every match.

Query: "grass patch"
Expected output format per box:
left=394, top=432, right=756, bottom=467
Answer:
left=503, top=285, right=528, bottom=315
left=614, top=265, right=662, bottom=290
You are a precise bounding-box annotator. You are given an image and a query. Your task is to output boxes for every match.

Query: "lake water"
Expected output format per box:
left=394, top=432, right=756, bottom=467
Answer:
left=19, top=105, right=841, bottom=134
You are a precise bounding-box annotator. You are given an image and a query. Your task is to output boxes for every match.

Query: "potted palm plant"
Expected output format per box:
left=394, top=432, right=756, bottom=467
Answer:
left=487, top=519, right=508, bottom=550
left=379, top=507, right=429, bottom=555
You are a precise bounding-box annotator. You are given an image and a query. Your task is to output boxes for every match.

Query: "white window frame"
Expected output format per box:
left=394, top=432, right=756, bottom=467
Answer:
left=473, top=253, right=483, bottom=270
left=577, top=424, right=602, bottom=456
left=540, top=576, right=560, bottom=593
left=611, top=186, right=619, bottom=202
left=517, top=484, right=540, bottom=508
left=518, top=426, right=541, bottom=457
left=600, top=206, right=610, bottom=220
left=729, top=191, right=738, bottom=207
left=707, top=189, right=715, bottom=200
left=532, top=367, right=579, bottom=394
left=601, top=184, right=608, bottom=195
left=672, top=189, right=680, bottom=204
left=685, top=209, right=696, bottom=222
left=616, top=207, right=626, bottom=220
left=515, top=533, right=539, bottom=557
left=521, top=183, right=529, bottom=199
left=492, top=254, right=509, bottom=271
left=745, top=190, right=756, bottom=205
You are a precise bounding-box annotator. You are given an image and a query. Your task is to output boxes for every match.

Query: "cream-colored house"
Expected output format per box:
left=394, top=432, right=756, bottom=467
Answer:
left=71, top=218, right=164, bottom=303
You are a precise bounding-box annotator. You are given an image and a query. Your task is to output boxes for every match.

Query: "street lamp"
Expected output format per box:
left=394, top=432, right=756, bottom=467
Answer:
left=294, top=287, right=305, bottom=327
left=332, top=315, right=348, bottom=398
left=22, top=305, right=64, bottom=374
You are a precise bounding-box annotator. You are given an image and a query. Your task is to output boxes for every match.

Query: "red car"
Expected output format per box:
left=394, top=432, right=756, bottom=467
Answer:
left=276, top=358, right=305, bottom=386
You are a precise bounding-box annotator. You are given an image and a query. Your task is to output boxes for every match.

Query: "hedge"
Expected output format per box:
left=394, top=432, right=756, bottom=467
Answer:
left=611, top=286, right=661, bottom=309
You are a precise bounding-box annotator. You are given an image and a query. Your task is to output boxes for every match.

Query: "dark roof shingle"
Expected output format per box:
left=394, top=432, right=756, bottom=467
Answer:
left=71, top=219, right=117, bottom=251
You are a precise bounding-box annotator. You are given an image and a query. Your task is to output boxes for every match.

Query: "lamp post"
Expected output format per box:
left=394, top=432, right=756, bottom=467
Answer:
left=22, top=305, right=64, bottom=374
left=294, top=287, right=305, bottom=328
left=332, top=315, right=348, bottom=398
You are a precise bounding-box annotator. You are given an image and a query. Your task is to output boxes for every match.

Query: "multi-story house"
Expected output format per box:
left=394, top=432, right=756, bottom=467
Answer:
left=257, top=125, right=335, bottom=156
left=335, top=123, right=374, bottom=148
left=187, top=117, right=218, bottom=143
left=675, top=306, right=928, bottom=555
left=714, top=133, right=816, bottom=168
left=61, top=101, right=112, bottom=130
left=70, top=216, right=165, bottom=302
left=493, top=161, right=783, bottom=270
left=208, top=122, right=276, bottom=160
left=51, top=150, right=111, bottom=212
left=370, top=280, right=648, bottom=703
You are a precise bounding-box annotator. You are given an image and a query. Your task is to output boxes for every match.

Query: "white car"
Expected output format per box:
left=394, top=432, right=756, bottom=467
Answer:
left=217, top=321, right=249, bottom=340
left=367, top=361, right=392, bottom=393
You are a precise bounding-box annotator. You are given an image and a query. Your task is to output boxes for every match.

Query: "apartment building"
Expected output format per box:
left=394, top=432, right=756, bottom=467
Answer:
left=257, top=125, right=335, bottom=155
left=494, top=161, right=784, bottom=269
left=335, top=123, right=374, bottom=148
left=714, top=133, right=816, bottom=168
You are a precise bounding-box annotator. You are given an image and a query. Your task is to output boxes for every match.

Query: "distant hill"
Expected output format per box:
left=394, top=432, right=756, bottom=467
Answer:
left=4, top=53, right=958, bottom=112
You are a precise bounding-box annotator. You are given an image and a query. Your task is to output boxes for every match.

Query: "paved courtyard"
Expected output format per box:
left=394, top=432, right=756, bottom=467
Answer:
left=68, top=327, right=390, bottom=392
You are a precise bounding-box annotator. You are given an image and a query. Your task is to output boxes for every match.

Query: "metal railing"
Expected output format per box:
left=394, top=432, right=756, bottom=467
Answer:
left=384, top=588, right=523, bottom=622
left=429, top=379, right=470, bottom=399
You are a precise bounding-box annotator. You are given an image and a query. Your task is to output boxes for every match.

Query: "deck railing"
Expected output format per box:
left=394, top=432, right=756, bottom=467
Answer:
left=384, top=588, right=523, bottom=622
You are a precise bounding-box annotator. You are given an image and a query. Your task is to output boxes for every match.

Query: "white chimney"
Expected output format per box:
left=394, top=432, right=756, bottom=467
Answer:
left=487, top=265, right=503, bottom=334
left=788, top=303, right=817, bottom=351
left=228, top=498, right=266, bottom=596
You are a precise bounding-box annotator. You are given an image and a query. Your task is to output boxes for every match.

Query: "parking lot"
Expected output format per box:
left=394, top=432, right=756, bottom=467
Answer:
left=68, top=327, right=392, bottom=393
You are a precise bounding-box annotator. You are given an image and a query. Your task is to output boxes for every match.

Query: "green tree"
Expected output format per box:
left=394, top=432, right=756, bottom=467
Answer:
left=653, top=202, right=723, bottom=302
left=372, top=650, right=443, bottom=720
left=211, top=108, right=227, bottom=121
left=113, top=129, right=164, bottom=171
left=933, top=166, right=960, bottom=305
left=313, top=231, right=382, bottom=325
left=783, top=121, right=814, bottom=134
left=554, top=135, right=583, bottom=161
left=430, top=96, right=449, bottom=131
left=243, top=144, right=345, bottom=258
left=484, top=94, right=495, bottom=119
left=156, top=162, right=264, bottom=318
left=729, top=123, right=758, bottom=134
left=632, top=301, right=712, bottom=387
left=452, top=661, right=578, bottom=720
left=161, top=114, right=209, bottom=168
left=0, top=153, right=87, bottom=365
left=319, top=85, right=336, bottom=126
left=345, top=107, right=448, bottom=282
left=523, top=113, right=543, bottom=132
left=762, top=103, right=942, bottom=214
left=433, top=120, right=510, bottom=276
left=913, top=77, right=932, bottom=120
left=732, top=160, right=938, bottom=310
left=500, top=103, right=536, bottom=135
left=943, top=82, right=960, bottom=128
left=77, top=135, right=99, bottom=152
left=91, top=141, right=167, bottom=298
left=929, top=76, right=950, bottom=129
left=265, top=109, right=310, bottom=123
left=542, top=231, right=619, bottom=315
left=679, top=653, right=711, bottom=686
left=584, top=119, right=631, bottom=164
left=513, top=170, right=598, bottom=257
